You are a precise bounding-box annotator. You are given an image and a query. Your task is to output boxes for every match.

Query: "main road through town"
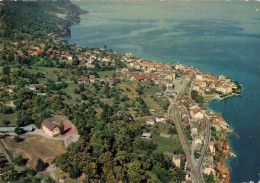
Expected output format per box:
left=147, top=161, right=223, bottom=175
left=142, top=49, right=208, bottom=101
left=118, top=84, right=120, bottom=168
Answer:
left=167, top=79, right=206, bottom=183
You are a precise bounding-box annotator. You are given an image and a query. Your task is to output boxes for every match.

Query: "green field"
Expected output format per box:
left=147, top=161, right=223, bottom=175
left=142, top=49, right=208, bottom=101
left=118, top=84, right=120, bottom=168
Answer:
left=152, top=134, right=182, bottom=153
left=0, top=112, right=17, bottom=127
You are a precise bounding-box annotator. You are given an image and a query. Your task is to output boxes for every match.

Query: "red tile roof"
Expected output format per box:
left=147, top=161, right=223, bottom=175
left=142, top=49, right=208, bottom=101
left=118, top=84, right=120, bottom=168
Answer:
left=78, top=77, right=89, bottom=82
left=192, top=108, right=200, bottom=114
left=89, top=75, right=96, bottom=79
left=42, top=119, right=57, bottom=131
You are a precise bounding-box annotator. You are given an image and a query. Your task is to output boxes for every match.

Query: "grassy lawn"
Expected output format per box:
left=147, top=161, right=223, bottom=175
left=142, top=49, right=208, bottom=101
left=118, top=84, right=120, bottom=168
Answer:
left=151, top=123, right=170, bottom=134
left=97, top=70, right=117, bottom=78
left=143, top=83, right=162, bottom=96
left=180, top=82, right=190, bottom=99
left=152, top=134, right=182, bottom=154
left=1, top=135, right=66, bottom=167
left=144, top=96, right=166, bottom=116
left=27, top=67, right=72, bottom=84
left=0, top=112, right=17, bottom=127
left=62, top=83, right=79, bottom=104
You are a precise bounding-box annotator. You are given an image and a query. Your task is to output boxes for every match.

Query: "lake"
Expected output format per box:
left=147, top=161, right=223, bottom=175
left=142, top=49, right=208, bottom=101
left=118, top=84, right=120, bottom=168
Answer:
left=66, top=0, right=260, bottom=182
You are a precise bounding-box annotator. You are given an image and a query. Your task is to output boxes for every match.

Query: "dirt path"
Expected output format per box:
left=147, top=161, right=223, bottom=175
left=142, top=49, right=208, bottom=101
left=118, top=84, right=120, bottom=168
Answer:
left=0, top=140, right=12, bottom=163
left=118, top=84, right=139, bottom=96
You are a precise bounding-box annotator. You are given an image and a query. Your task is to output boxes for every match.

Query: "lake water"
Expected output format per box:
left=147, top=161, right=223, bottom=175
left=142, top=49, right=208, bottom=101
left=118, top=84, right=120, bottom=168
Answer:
left=66, top=1, right=260, bottom=182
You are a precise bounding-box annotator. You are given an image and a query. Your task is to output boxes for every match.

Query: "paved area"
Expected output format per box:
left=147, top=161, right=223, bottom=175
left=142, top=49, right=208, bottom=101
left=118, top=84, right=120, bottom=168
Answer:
left=27, top=128, right=80, bottom=148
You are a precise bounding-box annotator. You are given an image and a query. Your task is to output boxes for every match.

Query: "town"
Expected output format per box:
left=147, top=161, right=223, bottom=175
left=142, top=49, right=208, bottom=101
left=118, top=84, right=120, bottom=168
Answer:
left=0, top=1, right=241, bottom=183
left=1, top=42, right=241, bottom=182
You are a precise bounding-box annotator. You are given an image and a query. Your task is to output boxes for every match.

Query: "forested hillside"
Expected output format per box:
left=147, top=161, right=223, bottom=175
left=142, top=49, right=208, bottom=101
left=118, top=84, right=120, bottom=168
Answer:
left=0, top=1, right=186, bottom=182
left=0, top=0, right=83, bottom=41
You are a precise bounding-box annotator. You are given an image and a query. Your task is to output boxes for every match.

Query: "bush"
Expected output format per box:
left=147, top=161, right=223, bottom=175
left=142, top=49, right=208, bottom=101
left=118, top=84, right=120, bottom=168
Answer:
left=35, top=158, right=48, bottom=172
left=0, top=106, right=14, bottom=114
left=14, top=135, right=23, bottom=143
left=14, top=127, right=25, bottom=135
left=13, top=155, right=27, bottom=166
left=3, top=119, right=10, bottom=125
left=194, top=150, right=201, bottom=159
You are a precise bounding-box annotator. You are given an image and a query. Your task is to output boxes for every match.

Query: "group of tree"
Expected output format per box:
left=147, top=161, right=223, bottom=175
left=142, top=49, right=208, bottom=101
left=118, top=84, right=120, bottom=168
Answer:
left=191, top=90, right=204, bottom=104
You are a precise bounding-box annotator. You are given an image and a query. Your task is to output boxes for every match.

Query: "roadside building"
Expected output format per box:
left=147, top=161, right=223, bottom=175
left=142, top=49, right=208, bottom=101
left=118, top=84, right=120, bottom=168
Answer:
left=190, top=107, right=203, bottom=119
left=209, top=141, right=215, bottom=155
left=203, top=167, right=216, bottom=176
left=155, top=117, right=166, bottom=123
left=172, top=154, right=186, bottom=168
left=142, top=133, right=152, bottom=139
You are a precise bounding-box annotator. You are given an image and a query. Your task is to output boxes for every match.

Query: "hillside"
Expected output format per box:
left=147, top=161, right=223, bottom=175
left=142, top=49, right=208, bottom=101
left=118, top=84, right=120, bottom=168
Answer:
left=0, top=1, right=187, bottom=182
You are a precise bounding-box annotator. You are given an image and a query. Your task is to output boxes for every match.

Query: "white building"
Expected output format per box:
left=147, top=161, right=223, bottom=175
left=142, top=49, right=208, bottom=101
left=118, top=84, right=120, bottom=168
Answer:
left=146, top=119, right=155, bottom=125
left=190, top=108, right=204, bottom=119
left=155, top=117, right=166, bottom=123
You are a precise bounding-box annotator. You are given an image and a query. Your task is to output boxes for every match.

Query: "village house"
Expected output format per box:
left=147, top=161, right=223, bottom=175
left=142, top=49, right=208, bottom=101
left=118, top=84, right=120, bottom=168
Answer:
left=190, top=107, right=204, bottom=119
left=191, top=127, right=198, bottom=136
left=155, top=117, right=166, bottom=123
left=68, top=55, right=73, bottom=61
left=195, top=136, right=203, bottom=149
left=78, top=77, right=89, bottom=84
left=142, top=132, right=152, bottom=139
left=172, top=154, right=186, bottom=168
left=41, top=119, right=60, bottom=137
left=216, top=113, right=229, bottom=130
left=146, top=119, right=155, bottom=125
left=175, top=63, right=184, bottom=70
left=211, top=121, right=220, bottom=131
left=203, top=167, right=216, bottom=176
left=110, top=76, right=121, bottom=83
left=89, top=75, right=96, bottom=83
left=209, top=141, right=215, bottom=155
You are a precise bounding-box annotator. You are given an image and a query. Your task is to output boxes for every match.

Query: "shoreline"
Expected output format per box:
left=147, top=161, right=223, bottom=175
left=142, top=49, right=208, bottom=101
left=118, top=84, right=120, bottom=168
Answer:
left=61, top=2, right=240, bottom=183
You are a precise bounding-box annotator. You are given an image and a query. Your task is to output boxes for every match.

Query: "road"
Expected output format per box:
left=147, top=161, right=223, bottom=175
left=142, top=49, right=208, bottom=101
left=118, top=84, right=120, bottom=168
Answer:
left=196, top=115, right=211, bottom=181
left=168, top=102, right=200, bottom=183
left=167, top=77, right=213, bottom=183
left=167, top=80, right=200, bottom=183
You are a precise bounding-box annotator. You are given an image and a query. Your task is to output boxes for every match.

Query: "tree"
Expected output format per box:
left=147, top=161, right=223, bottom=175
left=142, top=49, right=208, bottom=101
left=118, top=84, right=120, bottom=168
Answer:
left=3, top=65, right=10, bottom=75
left=35, top=158, right=48, bottom=172
left=3, top=119, right=10, bottom=125
left=13, top=155, right=27, bottom=166
left=81, top=93, right=88, bottom=100
left=191, top=90, right=204, bottom=104
left=45, top=176, right=55, bottom=183
left=168, top=126, right=177, bottom=135
left=0, top=106, right=14, bottom=114
left=14, top=135, right=23, bottom=143
left=203, top=172, right=216, bottom=183
left=2, top=165, right=19, bottom=181
left=194, top=150, right=200, bottom=159
left=59, top=122, right=65, bottom=135
left=14, top=127, right=25, bottom=135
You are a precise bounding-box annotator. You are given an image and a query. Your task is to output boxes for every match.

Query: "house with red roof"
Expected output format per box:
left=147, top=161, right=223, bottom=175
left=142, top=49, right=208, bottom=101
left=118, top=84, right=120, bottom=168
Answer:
left=190, top=107, right=203, bottom=119
left=41, top=119, right=60, bottom=136
left=78, top=77, right=89, bottom=84
left=27, top=50, right=33, bottom=55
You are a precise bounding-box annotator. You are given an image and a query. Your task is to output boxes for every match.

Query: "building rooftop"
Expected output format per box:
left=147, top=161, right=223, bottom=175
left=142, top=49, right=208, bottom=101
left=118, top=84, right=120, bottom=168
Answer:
left=42, top=119, right=57, bottom=131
